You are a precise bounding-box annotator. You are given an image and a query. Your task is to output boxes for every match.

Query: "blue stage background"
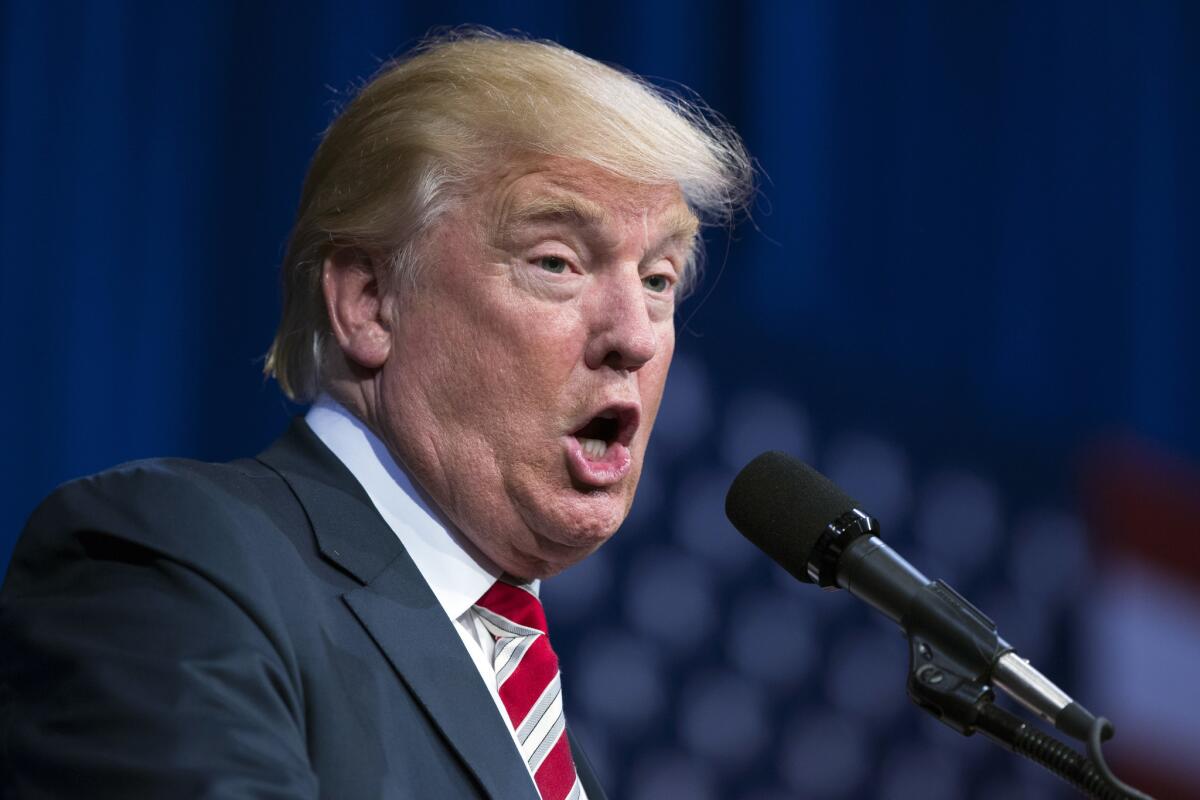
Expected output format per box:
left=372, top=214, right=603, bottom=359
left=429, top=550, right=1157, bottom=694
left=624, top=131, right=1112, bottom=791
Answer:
left=3, top=2, right=1198, bottom=798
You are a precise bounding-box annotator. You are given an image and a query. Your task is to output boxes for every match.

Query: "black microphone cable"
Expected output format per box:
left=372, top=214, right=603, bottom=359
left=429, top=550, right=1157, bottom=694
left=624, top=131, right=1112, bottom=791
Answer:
left=972, top=702, right=1153, bottom=800
left=1087, top=717, right=1154, bottom=800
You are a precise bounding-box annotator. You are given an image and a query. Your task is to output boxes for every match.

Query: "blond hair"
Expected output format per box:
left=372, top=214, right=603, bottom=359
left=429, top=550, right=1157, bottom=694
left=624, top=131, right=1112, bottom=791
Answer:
left=265, top=29, right=753, bottom=401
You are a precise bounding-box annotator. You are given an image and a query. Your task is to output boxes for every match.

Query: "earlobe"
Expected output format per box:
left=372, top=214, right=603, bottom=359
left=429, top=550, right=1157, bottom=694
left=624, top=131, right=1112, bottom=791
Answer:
left=322, top=247, right=392, bottom=370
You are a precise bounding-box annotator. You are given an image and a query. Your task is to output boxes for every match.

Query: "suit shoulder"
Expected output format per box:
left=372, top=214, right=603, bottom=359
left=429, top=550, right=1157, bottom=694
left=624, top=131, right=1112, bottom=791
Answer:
left=7, top=456, right=308, bottom=596
left=31, top=455, right=287, bottom=534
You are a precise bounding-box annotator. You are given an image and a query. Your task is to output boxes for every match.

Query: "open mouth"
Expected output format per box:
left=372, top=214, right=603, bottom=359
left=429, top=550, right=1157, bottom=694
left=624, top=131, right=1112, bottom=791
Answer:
left=569, top=405, right=639, bottom=462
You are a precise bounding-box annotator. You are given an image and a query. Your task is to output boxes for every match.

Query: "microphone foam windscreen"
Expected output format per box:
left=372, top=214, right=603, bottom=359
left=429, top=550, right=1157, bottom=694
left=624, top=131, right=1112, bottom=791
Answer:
left=725, top=451, right=860, bottom=583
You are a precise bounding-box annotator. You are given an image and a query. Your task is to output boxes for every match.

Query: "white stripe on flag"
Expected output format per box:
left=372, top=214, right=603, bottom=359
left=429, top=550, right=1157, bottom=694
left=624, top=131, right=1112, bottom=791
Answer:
left=1086, top=562, right=1200, bottom=784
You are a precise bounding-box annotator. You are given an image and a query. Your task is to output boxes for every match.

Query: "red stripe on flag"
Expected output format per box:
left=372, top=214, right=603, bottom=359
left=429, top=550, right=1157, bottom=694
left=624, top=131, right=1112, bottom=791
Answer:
left=1079, top=436, right=1200, bottom=583
left=1107, top=751, right=1200, bottom=800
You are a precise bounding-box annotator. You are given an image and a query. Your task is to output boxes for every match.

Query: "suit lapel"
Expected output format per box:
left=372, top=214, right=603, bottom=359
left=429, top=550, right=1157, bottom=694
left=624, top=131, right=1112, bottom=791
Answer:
left=258, top=420, right=539, bottom=800
left=568, top=727, right=608, bottom=800
left=342, top=570, right=538, bottom=800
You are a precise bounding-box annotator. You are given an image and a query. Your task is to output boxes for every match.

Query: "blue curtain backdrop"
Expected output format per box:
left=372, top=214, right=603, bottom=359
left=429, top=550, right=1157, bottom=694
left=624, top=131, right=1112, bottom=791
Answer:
left=3, top=2, right=1198, bottom=798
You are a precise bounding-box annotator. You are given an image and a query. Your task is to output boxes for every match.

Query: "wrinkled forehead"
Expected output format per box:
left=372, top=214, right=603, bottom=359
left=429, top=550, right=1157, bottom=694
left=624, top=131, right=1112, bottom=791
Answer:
left=480, top=157, right=701, bottom=251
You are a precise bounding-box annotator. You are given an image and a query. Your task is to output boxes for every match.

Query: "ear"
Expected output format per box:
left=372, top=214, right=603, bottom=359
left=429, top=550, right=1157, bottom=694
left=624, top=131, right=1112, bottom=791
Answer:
left=322, top=247, right=392, bottom=370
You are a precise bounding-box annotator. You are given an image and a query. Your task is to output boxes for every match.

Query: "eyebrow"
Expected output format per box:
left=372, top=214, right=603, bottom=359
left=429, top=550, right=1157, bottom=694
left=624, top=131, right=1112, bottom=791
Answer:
left=498, top=193, right=701, bottom=251
left=655, top=203, right=702, bottom=249
left=500, top=194, right=612, bottom=234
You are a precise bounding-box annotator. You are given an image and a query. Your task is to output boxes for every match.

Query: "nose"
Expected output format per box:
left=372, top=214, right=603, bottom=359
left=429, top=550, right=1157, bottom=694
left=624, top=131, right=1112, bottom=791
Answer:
left=583, top=271, right=659, bottom=373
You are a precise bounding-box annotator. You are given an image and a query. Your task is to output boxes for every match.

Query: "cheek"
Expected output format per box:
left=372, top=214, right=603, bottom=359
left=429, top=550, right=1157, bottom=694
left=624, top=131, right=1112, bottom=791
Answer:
left=640, top=329, right=676, bottom=422
left=387, top=300, right=513, bottom=443
left=418, top=298, right=584, bottom=437
left=488, top=301, right=585, bottom=391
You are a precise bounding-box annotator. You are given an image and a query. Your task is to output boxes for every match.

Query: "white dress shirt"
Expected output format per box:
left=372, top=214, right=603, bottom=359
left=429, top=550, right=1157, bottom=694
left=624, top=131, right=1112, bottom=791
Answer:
left=306, top=395, right=586, bottom=797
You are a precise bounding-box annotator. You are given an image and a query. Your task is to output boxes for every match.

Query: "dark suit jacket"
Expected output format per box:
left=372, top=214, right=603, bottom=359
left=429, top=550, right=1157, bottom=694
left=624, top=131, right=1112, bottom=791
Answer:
left=0, top=420, right=606, bottom=799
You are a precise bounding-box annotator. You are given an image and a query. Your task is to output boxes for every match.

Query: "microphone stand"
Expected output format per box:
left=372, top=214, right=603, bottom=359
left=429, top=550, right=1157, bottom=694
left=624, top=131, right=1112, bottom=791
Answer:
left=905, top=633, right=1148, bottom=799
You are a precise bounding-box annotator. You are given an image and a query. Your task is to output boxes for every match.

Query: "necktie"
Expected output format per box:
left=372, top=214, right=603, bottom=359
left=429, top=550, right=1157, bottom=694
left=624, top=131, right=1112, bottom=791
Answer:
left=474, top=579, right=582, bottom=800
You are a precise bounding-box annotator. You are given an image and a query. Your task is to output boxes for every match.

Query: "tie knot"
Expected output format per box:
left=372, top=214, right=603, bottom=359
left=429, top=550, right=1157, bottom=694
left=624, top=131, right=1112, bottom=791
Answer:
left=474, top=579, right=549, bottom=637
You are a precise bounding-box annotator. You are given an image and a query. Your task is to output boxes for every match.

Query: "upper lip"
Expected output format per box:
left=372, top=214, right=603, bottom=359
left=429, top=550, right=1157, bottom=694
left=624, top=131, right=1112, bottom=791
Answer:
left=569, top=400, right=641, bottom=446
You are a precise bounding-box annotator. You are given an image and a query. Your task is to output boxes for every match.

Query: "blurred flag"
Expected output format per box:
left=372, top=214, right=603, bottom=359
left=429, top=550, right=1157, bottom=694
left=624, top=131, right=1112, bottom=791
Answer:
left=1080, top=437, right=1200, bottom=800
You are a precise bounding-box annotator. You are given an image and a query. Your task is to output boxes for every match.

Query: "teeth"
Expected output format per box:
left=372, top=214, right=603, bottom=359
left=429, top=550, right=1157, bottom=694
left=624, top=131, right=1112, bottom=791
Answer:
left=580, top=437, right=609, bottom=459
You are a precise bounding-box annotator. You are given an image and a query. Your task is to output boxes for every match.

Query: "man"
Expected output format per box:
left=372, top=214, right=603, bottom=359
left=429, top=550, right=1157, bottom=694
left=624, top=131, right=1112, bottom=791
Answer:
left=1, top=31, right=751, bottom=798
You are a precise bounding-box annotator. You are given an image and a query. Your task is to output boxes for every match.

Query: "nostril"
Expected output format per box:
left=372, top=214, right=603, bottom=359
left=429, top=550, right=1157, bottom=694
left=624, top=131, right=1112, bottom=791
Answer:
left=602, top=349, right=636, bottom=372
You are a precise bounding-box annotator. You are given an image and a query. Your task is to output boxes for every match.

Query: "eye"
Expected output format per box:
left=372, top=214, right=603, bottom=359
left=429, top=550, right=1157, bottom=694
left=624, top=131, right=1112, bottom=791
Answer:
left=643, top=273, right=673, bottom=293
left=536, top=255, right=569, bottom=274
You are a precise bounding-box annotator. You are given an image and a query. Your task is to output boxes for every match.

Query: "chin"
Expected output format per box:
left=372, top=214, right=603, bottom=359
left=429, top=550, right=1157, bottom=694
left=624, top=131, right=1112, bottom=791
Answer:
left=547, top=488, right=631, bottom=544
left=500, top=466, right=639, bottom=573
left=495, top=528, right=601, bottom=581
left=505, top=491, right=625, bottom=574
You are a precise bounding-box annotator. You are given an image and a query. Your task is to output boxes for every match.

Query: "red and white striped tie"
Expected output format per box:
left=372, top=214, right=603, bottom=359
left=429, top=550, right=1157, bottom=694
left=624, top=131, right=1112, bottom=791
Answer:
left=474, top=580, right=582, bottom=800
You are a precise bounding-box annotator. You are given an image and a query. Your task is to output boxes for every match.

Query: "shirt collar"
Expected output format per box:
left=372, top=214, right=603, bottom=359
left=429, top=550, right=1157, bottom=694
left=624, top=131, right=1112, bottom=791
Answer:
left=305, top=394, right=522, bottom=618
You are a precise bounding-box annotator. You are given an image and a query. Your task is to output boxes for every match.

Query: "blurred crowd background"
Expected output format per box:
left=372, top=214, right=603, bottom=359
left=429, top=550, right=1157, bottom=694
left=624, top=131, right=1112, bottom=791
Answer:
left=2, top=2, right=1197, bottom=798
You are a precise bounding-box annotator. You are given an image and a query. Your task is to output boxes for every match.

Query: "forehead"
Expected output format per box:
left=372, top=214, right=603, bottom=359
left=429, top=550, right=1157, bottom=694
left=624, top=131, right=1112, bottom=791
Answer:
left=482, top=157, right=699, bottom=245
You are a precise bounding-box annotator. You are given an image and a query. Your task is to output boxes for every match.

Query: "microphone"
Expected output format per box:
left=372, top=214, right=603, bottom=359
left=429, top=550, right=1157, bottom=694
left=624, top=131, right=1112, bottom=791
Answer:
left=725, top=450, right=1100, bottom=742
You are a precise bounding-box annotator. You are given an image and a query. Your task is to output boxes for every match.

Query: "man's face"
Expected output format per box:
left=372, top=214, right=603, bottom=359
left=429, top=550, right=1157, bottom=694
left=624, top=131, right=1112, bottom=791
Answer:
left=375, top=157, right=697, bottom=579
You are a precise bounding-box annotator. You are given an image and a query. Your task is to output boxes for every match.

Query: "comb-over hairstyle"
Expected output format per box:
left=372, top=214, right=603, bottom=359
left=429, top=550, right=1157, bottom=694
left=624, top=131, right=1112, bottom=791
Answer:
left=265, top=29, right=753, bottom=402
